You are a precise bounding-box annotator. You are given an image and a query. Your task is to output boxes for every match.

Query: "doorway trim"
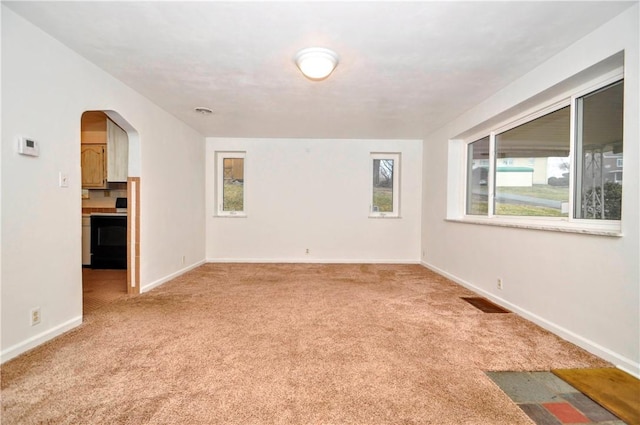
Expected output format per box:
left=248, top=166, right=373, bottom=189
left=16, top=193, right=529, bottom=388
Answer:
left=127, top=177, right=141, bottom=295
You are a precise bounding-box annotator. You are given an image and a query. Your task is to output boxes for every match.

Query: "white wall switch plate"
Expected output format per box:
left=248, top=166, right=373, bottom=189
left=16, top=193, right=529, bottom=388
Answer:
left=59, top=172, right=69, bottom=188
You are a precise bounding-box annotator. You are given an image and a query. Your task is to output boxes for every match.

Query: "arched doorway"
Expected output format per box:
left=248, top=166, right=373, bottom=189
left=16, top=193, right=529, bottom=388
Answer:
left=80, top=110, right=141, bottom=315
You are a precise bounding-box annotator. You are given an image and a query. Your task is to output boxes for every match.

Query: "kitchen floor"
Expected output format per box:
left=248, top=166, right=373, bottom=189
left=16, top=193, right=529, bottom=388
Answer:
left=486, top=371, right=627, bottom=424
left=82, top=268, right=127, bottom=315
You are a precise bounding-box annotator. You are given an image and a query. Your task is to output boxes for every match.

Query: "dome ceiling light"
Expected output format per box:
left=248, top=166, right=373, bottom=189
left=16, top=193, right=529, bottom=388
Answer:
left=294, top=47, right=339, bottom=81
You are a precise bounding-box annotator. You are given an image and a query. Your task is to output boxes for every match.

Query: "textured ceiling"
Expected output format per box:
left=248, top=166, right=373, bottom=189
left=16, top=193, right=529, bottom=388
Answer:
left=4, top=1, right=635, bottom=139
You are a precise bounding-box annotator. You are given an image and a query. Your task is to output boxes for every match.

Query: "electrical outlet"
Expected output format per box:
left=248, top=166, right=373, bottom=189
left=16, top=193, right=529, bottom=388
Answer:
left=305, top=248, right=310, bottom=255
left=497, top=278, right=504, bottom=290
left=181, top=255, right=186, bottom=265
left=30, top=307, right=41, bottom=326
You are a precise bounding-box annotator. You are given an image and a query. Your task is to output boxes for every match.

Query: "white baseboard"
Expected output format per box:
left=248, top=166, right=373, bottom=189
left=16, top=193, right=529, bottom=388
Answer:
left=140, top=260, right=207, bottom=293
left=1, top=316, right=83, bottom=364
left=206, top=258, right=421, bottom=264
left=420, top=261, right=640, bottom=378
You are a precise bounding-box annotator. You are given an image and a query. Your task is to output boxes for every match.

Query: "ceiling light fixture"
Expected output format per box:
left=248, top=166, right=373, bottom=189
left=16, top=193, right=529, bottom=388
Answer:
left=194, top=107, right=213, bottom=115
left=294, top=47, right=339, bottom=81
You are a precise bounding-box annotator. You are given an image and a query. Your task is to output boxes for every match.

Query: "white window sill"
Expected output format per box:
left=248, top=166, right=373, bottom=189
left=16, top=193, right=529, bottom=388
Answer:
left=447, top=217, right=622, bottom=237
left=369, top=215, right=401, bottom=219
left=215, top=213, right=247, bottom=218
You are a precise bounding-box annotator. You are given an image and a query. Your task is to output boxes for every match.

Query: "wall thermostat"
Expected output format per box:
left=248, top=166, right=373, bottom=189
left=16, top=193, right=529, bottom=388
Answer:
left=18, top=137, right=39, bottom=157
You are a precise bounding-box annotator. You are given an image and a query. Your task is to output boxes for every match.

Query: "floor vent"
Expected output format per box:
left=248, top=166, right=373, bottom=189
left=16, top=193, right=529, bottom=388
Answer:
left=461, top=297, right=510, bottom=313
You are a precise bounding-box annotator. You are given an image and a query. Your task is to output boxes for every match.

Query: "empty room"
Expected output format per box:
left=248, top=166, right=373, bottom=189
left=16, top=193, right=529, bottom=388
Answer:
left=1, top=2, right=639, bottom=424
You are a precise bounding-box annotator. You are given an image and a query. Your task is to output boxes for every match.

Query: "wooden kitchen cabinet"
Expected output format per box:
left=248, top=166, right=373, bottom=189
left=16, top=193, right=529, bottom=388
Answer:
left=81, top=111, right=128, bottom=184
left=106, top=118, right=128, bottom=182
left=81, top=144, right=107, bottom=188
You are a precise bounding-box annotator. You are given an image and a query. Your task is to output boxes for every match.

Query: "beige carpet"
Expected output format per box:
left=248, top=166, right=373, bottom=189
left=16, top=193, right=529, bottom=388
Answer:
left=1, top=264, right=610, bottom=424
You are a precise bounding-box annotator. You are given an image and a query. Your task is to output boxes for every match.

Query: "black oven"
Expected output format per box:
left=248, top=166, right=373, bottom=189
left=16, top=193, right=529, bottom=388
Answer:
left=91, top=215, right=127, bottom=269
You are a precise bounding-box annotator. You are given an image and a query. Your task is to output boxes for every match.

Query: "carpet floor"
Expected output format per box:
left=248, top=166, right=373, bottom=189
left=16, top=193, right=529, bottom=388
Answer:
left=1, top=264, right=611, bottom=424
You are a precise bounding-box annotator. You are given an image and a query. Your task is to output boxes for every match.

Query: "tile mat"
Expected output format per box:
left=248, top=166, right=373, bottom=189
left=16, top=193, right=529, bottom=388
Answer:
left=487, top=371, right=626, bottom=425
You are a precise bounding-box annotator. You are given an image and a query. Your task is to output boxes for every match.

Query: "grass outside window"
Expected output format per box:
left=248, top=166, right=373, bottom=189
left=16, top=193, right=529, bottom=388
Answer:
left=223, top=181, right=244, bottom=212
left=216, top=152, right=246, bottom=216
left=373, top=187, right=393, bottom=213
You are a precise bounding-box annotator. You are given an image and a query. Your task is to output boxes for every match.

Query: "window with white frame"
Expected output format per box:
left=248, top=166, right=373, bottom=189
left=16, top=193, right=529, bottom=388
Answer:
left=370, top=153, right=400, bottom=217
left=463, top=75, right=624, bottom=228
left=574, top=80, right=624, bottom=220
left=494, top=105, right=571, bottom=217
left=216, top=151, right=246, bottom=216
left=466, top=136, right=490, bottom=215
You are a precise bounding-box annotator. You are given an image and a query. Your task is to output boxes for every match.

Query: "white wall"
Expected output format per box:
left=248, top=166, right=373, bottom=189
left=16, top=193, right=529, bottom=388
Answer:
left=206, top=138, right=422, bottom=263
left=422, top=6, right=639, bottom=375
left=1, top=7, right=206, bottom=361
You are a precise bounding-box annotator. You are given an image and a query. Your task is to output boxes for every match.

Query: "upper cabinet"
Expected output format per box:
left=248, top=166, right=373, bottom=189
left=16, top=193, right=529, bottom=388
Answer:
left=81, top=144, right=106, bottom=188
left=106, top=119, right=128, bottom=182
left=81, top=112, right=128, bottom=187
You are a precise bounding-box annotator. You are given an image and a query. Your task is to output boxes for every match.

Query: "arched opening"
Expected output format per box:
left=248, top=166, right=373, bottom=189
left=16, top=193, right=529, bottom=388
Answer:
left=80, top=110, right=141, bottom=315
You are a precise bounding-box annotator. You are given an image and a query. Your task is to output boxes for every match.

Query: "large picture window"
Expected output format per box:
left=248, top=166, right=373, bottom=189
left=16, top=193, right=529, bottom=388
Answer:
left=464, top=76, right=623, bottom=229
left=494, top=106, right=570, bottom=217
left=216, top=151, right=246, bottom=216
